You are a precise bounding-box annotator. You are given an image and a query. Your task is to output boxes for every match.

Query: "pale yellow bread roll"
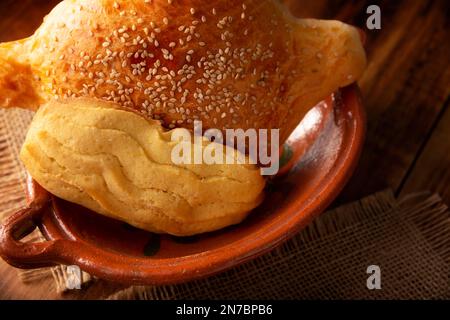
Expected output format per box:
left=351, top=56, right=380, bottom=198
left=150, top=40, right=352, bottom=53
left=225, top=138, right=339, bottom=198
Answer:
left=20, top=98, right=265, bottom=236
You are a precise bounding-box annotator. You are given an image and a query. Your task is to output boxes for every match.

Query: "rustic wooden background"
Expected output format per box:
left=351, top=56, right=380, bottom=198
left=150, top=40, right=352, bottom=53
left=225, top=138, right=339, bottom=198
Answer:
left=0, top=0, right=449, bottom=299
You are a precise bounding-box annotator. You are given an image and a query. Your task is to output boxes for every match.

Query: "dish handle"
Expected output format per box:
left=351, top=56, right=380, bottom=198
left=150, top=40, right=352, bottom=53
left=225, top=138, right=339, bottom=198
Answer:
left=0, top=177, right=58, bottom=268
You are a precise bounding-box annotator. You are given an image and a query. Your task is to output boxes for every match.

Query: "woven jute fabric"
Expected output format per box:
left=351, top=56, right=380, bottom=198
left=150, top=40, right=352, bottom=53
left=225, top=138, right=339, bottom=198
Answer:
left=1, top=108, right=450, bottom=299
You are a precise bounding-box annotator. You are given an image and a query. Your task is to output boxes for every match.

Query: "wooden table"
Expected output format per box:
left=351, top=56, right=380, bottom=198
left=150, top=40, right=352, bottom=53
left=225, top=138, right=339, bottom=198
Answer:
left=0, top=0, right=449, bottom=299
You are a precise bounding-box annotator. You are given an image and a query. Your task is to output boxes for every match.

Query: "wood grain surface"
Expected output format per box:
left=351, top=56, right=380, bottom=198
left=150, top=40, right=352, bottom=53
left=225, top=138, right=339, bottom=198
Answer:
left=0, top=0, right=449, bottom=299
left=287, top=0, right=450, bottom=203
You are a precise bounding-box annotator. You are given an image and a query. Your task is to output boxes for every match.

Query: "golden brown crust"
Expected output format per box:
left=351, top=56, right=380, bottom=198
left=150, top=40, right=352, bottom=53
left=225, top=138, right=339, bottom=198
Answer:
left=0, top=40, right=45, bottom=109
left=0, top=0, right=366, bottom=142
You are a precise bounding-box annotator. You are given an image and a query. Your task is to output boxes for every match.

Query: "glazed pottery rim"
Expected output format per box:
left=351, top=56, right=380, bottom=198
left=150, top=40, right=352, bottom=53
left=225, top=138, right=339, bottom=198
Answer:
left=1, top=84, right=366, bottom=285
left=47, top=85, right=365, bottom=284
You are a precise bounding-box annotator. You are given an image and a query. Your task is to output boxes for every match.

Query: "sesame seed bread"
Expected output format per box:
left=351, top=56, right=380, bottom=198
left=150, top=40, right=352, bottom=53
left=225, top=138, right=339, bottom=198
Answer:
left=0, top=0, right=366, bottom=143
left=20, top=98, right=266, bottom=236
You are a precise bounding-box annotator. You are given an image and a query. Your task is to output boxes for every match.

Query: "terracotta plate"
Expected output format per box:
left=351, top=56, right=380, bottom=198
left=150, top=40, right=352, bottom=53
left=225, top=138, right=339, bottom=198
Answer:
left=0, top=85, right=365, bottom=285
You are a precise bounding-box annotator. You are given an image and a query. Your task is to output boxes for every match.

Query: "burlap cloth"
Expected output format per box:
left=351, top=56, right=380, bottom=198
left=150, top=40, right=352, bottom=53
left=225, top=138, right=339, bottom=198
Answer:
left=1, top=108, right=450, bottom=300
